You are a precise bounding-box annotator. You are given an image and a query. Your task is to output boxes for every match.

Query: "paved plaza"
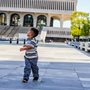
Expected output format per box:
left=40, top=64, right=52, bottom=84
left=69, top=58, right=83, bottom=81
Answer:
left=0, top=43, right=90, bottom=90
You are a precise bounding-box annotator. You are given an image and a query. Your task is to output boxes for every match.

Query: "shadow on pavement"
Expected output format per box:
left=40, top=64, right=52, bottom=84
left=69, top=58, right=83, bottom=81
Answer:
left=0, top=60, right=90, bottom=90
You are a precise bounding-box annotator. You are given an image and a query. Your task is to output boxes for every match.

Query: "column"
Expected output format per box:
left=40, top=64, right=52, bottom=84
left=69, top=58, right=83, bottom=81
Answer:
left=63, top=2, right=65, bottom=10
left=74, top=1, right=76, bottom=10
left=73, top=2, right=75, bottom=10
left=67, top=2, right=69, bottom=11
left=47, top=16, right=51, bottom=27
left=59, top=2, right=61, bottom=10
left=8, top=0, right=10, bottom=7
left=71, top=2, right=72, bottom=10
left=60, top=18, right=63, bottom=28
left=33, top=15, right=37, bottom=27
left=62, top=1, right=63, bottom=10
left=70, top=2, right=71, bottom=10
left=7, top=13, right=10, bottom=25
left=13, top=0, right=14, bottom=7
left=25, top=0, right=26, bottom=8
left=19, top=0, right=20, bottom=8
left=20, top=14, right=24, bottom=26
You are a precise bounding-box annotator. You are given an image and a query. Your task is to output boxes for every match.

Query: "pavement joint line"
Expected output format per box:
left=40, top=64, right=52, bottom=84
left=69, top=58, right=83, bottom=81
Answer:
left=0, top=73, right=11, bottom=79
left=37, top=62, right=51, bottom=82
left=73, top=64, right=85, bottom=90
left=0, top=66, right=23, bottom=79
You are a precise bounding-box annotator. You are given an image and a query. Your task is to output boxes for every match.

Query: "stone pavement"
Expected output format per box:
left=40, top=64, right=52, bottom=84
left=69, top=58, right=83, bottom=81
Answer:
left=0, top=43, right=90, bottom=90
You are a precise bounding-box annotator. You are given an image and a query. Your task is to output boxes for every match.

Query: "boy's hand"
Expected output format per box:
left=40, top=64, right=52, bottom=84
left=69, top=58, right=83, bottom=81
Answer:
left=20, top=48, right=25, bottom=51
left=23, top=45, right=27, bottom=47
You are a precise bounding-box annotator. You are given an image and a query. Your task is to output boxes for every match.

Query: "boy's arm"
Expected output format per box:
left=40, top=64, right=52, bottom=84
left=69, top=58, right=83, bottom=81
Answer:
left=20, top=45, right=33, bottom=51
left=20, top=40, right=36, bottom=51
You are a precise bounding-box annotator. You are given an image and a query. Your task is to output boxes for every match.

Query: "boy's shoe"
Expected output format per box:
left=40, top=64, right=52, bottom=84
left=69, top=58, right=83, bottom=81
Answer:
left=22, top=79, right=28, bottom=83
left=33, top=77, right=39, bottom=81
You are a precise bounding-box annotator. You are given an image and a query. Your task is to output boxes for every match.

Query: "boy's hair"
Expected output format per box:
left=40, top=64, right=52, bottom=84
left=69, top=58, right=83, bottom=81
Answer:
left=31, top=28, right=39, bottom=37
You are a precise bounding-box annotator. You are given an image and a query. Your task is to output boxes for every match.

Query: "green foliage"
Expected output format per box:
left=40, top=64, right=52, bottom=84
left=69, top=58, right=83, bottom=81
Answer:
left=82, top=20, right=90, bottom=36
left=70, top=11, right=90, bottom=38
left=37, top=20, right=45, bottom=31
left=71, top=26, right=81, bottom=37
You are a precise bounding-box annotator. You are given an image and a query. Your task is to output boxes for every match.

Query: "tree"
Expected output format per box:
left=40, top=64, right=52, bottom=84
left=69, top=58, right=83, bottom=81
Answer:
left=70, top=11, right=89, bottom=41
left=82, top=18, right=90, bottom=36
left=71, top=25, right=81, bottom=37
left=81, top=18, right=90, bottom=41
left=37, top=20, right=45, bottom=33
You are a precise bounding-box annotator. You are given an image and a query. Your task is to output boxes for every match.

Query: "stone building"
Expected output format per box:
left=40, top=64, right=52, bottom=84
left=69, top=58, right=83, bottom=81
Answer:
left=0, top=0, right=77, bottom=42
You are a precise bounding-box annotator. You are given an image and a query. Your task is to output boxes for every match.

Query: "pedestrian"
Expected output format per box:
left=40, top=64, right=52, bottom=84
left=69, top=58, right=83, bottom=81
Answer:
left=20, top=27, right=39, bottom=83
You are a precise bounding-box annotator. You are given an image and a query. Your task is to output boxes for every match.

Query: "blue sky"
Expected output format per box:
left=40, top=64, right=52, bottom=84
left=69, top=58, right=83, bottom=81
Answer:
left=54, top=0, right=90, bottom=27
left=77, top=0, right=90, bottom=13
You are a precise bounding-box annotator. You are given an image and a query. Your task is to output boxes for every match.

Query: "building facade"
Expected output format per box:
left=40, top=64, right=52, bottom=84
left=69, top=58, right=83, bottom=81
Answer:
left=0, top=0, right=77, bottom=41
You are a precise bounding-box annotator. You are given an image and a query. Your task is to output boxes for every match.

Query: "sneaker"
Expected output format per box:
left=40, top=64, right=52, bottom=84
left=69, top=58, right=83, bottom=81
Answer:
left=33, top=77, right=39, bottom=81
left=22, top=79, right=28, bottom=83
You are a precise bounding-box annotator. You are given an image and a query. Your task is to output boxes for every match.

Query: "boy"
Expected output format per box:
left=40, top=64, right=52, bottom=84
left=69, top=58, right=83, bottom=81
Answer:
left=20, top=28, right=39, bottom=83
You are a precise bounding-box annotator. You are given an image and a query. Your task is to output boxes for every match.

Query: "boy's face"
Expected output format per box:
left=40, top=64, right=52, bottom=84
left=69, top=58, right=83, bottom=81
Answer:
left=27, top=30, right=34, bottom=39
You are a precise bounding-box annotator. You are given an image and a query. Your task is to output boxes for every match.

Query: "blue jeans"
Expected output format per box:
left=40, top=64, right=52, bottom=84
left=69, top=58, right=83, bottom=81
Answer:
left=23, top=57, right=39, bottom=80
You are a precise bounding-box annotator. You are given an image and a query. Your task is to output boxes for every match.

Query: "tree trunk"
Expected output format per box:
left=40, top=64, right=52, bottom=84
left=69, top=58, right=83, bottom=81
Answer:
left=77, top=36, right=80, bottom=42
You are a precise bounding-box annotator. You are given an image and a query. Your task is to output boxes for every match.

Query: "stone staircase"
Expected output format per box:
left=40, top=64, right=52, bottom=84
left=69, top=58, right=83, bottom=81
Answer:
left=0, top=26, right=41, bottom=40
left=0, top=26, right=29, bottom=39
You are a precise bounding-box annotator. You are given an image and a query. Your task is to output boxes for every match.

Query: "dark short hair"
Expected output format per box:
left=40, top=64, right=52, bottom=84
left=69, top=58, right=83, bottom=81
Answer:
left=31, top=28, right=39, bottom=37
